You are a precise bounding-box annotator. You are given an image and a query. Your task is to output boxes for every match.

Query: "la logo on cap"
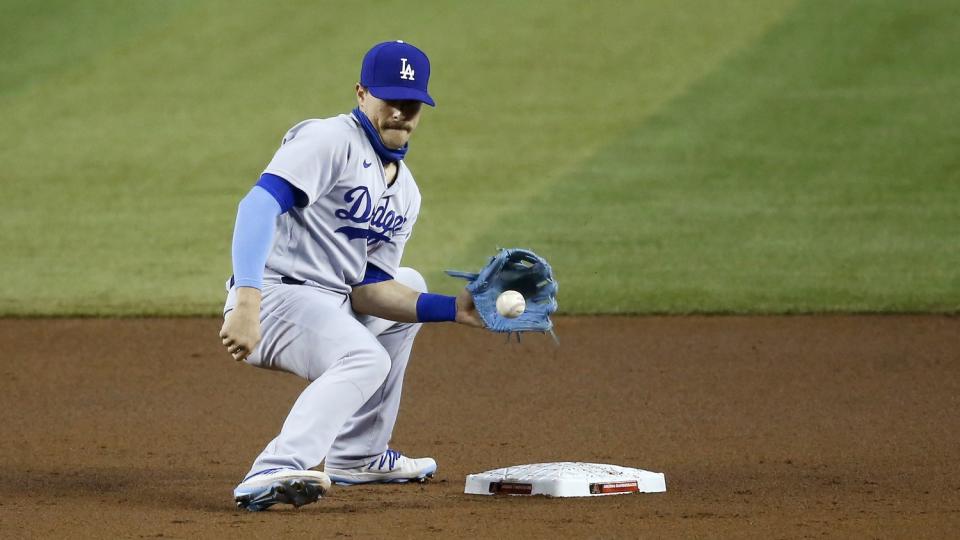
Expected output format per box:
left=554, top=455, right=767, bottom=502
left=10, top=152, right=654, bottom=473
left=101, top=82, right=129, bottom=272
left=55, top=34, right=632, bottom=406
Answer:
left=358, top=40, right=435, bottom=106
left=400, top=58, right=415, bottom=81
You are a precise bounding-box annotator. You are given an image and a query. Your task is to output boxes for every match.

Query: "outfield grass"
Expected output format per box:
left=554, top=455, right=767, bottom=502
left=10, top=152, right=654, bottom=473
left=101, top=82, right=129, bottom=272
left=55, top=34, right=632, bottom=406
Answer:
left=1, top=0, right=957, bottom=315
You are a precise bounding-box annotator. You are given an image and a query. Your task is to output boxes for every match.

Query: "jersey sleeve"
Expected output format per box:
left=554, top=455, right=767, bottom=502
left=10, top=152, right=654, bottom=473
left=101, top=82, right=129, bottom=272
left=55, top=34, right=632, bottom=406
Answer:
left=262, top=119, right=350, bottom=205
left=367, top=190, right=421, bottom=277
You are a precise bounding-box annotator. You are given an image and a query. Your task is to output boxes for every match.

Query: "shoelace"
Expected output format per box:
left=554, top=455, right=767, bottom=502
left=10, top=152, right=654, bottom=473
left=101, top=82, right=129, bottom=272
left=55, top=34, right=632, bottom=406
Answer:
left=367, top=449, right=402, bottom=471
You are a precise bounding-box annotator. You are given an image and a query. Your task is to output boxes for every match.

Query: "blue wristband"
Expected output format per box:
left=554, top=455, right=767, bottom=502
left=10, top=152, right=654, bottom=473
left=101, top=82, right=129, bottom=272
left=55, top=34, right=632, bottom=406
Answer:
left=416, top=293, right=457, bottom=323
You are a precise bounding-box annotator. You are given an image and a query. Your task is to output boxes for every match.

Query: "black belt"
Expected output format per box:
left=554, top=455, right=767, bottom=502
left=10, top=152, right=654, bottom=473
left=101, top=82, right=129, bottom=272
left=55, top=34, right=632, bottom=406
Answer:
left=229, top=275, right=305, bottom=287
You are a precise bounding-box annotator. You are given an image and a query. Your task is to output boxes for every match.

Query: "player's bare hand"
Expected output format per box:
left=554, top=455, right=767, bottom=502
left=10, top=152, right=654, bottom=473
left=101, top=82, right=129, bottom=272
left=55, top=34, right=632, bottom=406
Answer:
left=455, top=288, right=484, bottom=328
left=219, top=288, right=262, bottom=361
left=220, top=308, right=261, bottom=361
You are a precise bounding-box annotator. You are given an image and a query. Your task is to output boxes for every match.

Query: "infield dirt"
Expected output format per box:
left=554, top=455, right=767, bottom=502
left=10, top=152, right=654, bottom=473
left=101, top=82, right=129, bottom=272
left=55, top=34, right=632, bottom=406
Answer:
left=2, top=316, right=958, bottom=538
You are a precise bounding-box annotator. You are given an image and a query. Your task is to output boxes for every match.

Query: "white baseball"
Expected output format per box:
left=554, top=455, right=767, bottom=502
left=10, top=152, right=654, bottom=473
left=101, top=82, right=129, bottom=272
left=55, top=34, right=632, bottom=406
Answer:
left=496, top=290, right=526, bottom=318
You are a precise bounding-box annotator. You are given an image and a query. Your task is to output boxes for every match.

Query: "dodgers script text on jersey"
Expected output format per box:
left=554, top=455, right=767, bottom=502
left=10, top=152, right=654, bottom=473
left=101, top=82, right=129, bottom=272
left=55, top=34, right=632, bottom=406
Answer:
left=334, top=186, right=408, bottom=245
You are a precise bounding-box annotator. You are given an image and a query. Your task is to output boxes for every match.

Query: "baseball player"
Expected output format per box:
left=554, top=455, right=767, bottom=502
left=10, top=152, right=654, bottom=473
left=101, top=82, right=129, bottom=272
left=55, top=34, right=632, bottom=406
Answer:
left=219, top=40, right=482, bottom=511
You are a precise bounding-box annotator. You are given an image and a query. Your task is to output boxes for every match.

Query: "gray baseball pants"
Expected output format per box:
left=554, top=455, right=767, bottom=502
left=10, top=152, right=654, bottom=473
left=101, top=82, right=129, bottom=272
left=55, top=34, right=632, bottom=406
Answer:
left=223, top=268, right=426, bottom=480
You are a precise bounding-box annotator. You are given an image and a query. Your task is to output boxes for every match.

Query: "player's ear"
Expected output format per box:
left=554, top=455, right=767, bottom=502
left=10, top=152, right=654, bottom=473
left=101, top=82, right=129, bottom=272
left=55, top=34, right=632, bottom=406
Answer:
left=356, top=84, right=365, bottom=105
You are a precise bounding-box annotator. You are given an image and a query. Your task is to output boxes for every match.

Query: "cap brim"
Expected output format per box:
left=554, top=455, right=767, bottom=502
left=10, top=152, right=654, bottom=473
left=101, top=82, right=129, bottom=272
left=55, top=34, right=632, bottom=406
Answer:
left=368, top=86, right=436, bottom=107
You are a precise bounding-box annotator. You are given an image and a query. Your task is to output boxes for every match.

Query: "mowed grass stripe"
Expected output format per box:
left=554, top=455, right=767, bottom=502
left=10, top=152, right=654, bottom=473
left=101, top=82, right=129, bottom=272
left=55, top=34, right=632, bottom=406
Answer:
left=0, top=0, right=191, bottom=98
left=505, top=0, right=960, bottom=313
left=409, top=0, right=798, bottom=291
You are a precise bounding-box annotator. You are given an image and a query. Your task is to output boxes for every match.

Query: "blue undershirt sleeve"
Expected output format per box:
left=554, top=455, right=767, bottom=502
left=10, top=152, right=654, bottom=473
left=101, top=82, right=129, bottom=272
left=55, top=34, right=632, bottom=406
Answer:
left=357, top=263, right=394, bottom=286
left=231, top=186, right=283, bottom=290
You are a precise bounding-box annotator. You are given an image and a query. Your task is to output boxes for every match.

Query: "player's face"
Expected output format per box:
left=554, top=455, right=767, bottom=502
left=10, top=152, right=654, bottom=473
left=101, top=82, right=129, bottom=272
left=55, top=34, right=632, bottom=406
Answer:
left=356, top=85, right=422, bottom=150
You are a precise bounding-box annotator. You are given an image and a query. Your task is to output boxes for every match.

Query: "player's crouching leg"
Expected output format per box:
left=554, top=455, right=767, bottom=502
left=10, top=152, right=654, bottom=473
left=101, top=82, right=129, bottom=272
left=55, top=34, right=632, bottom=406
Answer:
left=326, top=267, right=434, bottom=484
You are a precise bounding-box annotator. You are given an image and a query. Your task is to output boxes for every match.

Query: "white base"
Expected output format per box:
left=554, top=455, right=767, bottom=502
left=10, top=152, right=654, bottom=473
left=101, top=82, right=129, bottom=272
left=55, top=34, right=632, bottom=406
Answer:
left=464, top=462, right=666, bottom=497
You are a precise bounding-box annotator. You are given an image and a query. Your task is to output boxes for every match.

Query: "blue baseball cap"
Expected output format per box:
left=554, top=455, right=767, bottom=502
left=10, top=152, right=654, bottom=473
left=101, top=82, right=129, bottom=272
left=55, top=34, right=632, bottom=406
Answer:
left=360, top=40, right=435, bottom=107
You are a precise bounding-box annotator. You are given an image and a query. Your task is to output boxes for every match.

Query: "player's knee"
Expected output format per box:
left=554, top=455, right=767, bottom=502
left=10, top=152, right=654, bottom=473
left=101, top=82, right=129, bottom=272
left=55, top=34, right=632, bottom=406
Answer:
left=367, top=351, right=392, bottom=388
left=396, top=267, right=427, bottom=293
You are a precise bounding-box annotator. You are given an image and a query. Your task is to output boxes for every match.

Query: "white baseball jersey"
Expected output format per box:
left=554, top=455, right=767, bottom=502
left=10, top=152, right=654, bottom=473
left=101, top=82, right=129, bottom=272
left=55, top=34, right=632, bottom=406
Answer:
left=261, top=113, right=421, bottom=294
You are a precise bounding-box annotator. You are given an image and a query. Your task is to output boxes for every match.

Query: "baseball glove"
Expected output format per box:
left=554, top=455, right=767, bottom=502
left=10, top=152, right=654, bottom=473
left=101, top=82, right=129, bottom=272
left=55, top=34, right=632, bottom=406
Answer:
left=446, top=248, right=558, bottom=337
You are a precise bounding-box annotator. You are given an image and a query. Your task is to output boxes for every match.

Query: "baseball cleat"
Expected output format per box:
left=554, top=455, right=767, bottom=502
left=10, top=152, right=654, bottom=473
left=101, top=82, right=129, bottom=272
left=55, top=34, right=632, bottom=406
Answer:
left=325, top=449, right=437, bottom=485
left=233, top=468, right=331, bottom=511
